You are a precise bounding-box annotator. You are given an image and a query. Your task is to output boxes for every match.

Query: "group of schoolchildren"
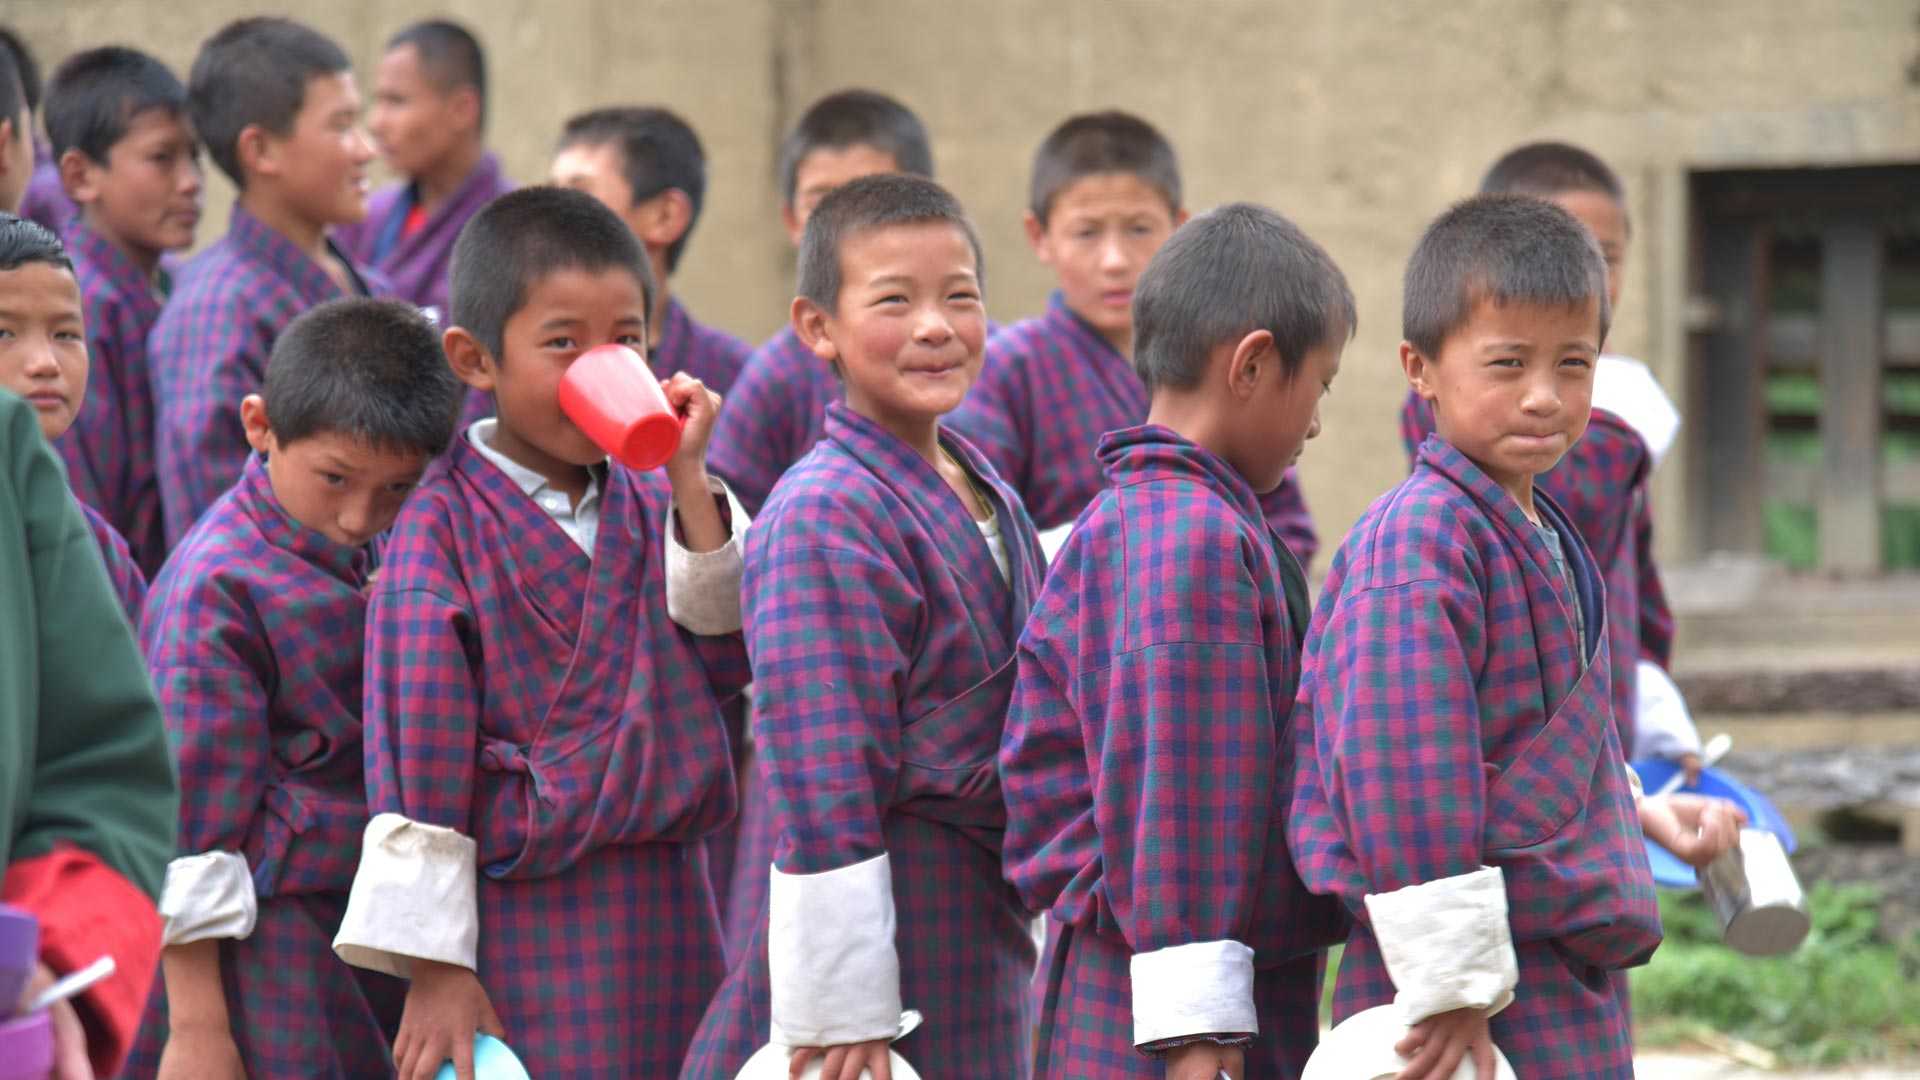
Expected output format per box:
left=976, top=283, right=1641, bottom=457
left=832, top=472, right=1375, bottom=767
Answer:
left=0, top=11, right=1749, bottom=1080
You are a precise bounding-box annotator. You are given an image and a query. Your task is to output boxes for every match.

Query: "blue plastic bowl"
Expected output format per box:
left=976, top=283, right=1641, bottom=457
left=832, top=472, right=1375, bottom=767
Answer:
left=1629, top=759, right=1797, bottom=890
left=433, top=1034, right=530, bottom=1080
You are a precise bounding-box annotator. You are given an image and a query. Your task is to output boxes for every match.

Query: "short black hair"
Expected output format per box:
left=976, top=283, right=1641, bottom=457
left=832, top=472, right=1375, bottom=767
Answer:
left=1403, top=193, right=1611, bottom=359
left=449, top=185, right=654, bottom=360
left=387, top=19, right=487, bottom=130
left=1029, top=110, right=1181, bottom=225
left=1479, top=141, right=1625, bottom=205
left=796, top=173, right=982, bottom=312
left=557, top=106, right=705, bottom=273
left=264, top=297, right=462, bottom=456
left=777, top=89, right=932, bottom=206
left=0, top=36, right=23, bottom=137
left=0, top=28, right=40, bottom=113
left=45, top=48, right=189, bottom=164
left=189, top=17, right=351, bottom=187
left=1132, top=203, right=1353, bottom=391
left=0, top=212, right=72, bottom=273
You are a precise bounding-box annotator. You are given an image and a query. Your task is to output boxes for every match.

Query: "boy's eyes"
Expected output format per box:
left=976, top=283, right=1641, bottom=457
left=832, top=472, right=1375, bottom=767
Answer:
left=543, top=336, right=577, bottom=350
left=1560, top=355, right=1594, bottom=369
left=320, top=472, right=348, bottom=487
left=615, top=333, right=646, bottom=348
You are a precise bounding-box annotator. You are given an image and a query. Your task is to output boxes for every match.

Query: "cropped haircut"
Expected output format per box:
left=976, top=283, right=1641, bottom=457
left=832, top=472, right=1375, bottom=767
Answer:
left=557, top=106, right=706, bottom=272
left=189, top=17, right=350, bottom=186
left=0, top=212, right=73, bottom=273
left=1132, top=203, right=1354, bottom=392
left=777, top=89, right=932, bottom=206
left=1029, top=110, right=1181, bottom=225
left=449, top=185, right=654, bottom=360
left=0, top=28, right=39, bottom=112
left=796, top=173, right=983, bottom=312
left=263, top=297, right=463, bottom=456
left=46, top=47, right=189, bottom=164
left=1403, top=193, right=1611, bottom=359
left=387, top=19, right=487, bottom=130
left=1479, top=141, right=1625, bottom=205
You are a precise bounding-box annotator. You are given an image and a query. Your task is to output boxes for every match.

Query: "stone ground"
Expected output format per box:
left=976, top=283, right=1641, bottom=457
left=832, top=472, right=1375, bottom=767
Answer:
left=1634, top=1052, right=1917, bottom=1078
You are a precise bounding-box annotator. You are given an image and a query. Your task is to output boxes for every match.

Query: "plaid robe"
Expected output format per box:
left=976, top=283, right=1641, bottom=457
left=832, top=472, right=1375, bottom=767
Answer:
left=946, top=292, right=1319, bottom=563
left=1288, top=435, right=1661, bottom=1079
left=681, top=402, right=1043, bottom=1080
left=1399, top=390, right=1676, bottom=743
left=124, top=455, right=403, bottom=1079
left=363, top=435, right=749, bottom=1078
left=655, top=296, right=752, bottom=397
left=707, top=325, right=837, bottom=517
left=332, top=151, right=513, bottom=320
left=150, top=206, right=385, bottom=546
left=1000, top=425, right=1343, bottom=1078
left=77, top=497, right=147, bottom=624
left=59, top=216, right=168, bottom=576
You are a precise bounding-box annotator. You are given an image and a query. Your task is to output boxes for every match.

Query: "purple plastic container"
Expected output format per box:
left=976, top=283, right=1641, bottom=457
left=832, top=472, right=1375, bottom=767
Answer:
left=0, top=905, right=37, bottom=1014
left=0, top=1010, right=53, bottom=1080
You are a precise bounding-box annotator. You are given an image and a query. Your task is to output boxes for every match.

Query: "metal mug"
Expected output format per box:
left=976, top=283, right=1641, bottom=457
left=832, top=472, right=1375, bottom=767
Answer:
left=1698, top=828, right=1811, bottom=956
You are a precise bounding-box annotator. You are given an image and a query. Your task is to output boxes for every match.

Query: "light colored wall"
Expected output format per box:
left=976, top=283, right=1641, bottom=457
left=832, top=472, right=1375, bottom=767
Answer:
left=14, top=0, right=1920, bottom=567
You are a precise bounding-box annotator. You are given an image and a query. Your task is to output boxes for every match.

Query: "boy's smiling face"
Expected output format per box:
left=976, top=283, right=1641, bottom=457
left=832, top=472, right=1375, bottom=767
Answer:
left=1030, top=172, right=1184, bottom=355
left=1406, top=294, right=1602, bottom=506
left=64, top=108, right=204, bottom=262
left=254, top=71, right=374, bottom=226
left=798, top=220, right=986, bottom=436
left=0, top=261, right=88, bottom=442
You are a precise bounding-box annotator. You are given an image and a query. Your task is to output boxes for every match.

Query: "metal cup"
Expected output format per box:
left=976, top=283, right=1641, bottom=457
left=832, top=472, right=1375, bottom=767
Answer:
left=1698, top=828, right=1811, bottom=956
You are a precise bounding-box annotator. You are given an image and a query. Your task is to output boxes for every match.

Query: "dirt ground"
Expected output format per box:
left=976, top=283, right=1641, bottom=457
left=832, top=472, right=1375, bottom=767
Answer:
left=1634, top=1052, right=1918, bottom=1078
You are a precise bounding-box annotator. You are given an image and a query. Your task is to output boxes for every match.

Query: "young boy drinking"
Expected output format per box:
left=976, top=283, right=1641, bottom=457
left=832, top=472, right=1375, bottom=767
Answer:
left=1000, top=203, right=1353, bottom=1080
left=332, top=186, right=751, bottom=1080
left=946, top=112, right=1317, bottom=563
left=682, top=174, right=1043, bottom=1079
left=150, top=17, right=386, bottom=545
left=128, top=298, right=465, bottom=1080
left=43, top=45, right=202, bottom=576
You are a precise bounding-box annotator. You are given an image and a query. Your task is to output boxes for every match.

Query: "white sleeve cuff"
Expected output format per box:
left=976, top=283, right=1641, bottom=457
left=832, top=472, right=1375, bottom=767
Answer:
left=768, top=852, right=903, bottom=1047
left=1129, top=939, right=1257, bottom=1047
left=332, top=813, right=480, bottom=977
left=666, top=476, right=747, bottom=635
left=1593, top=355, right=1682, bottom=466
left=1632, top=660, right=1703, bottom=763
left=158, top=851, right=257, bottom=946
left=1364, top=866, right=1518, bottom=1026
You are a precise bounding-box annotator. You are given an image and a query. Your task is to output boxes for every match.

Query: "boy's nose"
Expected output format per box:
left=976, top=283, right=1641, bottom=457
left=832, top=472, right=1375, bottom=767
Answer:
left=1306, top=406, right=1323, bottom=442
left=914, top=307, right=954, bottom=344
left=350, top=128, right=376, bottom=163
left=22, top=338, right=62, bottom=377
left=1099, top=236, right=1129, bottom=273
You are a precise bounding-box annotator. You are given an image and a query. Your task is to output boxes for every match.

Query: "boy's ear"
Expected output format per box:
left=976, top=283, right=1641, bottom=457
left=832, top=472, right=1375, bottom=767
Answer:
left=632, top=188, right=694, bottom=252
left=240, top=394, right=276, bottom=454
left=1400, top=341, right=1438, bottom=401
left=447, top=85, right=482, bottom=137
left=58, top=148, right=102, bottom=205
left=791, top=295, right=838, bottom=365
left=442, top=326, right=498, bottom=392
left=1226, top=328, right=1276, bottom=401
left=780, top=201, right=805, bottom=248
left=1172, top=206, right=1192, bottom=229
left=235, top=123, right=278, bottom=181
left=1021, top=210, right=1048, bottom=259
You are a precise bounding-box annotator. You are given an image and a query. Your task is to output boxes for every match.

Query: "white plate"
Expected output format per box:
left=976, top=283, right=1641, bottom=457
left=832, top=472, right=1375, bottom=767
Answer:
left=1303, top=1005, right=1518, bottom=1080
left=734, top=1042, right=922, bottom=1080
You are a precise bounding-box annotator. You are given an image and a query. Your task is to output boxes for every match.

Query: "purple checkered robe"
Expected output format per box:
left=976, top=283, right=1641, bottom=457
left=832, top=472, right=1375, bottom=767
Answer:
left=76, top=497, right=147, bottom=623
left=1399, top=391, right=1676, bottom=743
left=123, top=456, right=404, bottom=1079
left=1288, top=435, right=1661, bottom=1079
left=681, top=402, right=1043, bottom=1080
left=333, top=152, right=513, bottom=321
left=150, top=206, right=386, bottom=546
left=1000, top=425, right=1343, bottom=1078
left=654, top=296, right=752, bottom=397
left=363, top=435, right=749, bottom=1078
left=946, top=292, right=1320, bottom=563
left=58, top=216, right=168, bottom=576
left=707, top=325, right=837, bottom=517
left=19, top=146, right=77, bottom=234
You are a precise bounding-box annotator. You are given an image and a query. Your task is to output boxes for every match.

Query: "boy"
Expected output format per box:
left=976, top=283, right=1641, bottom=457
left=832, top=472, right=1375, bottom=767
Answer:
left=44, top=46, right=203, bottom=577
left=0, top=212, right=147, bottom=618
left=682, top=174, right=1043, bottom=1080
left=708, top=88, right=933, bottom=516
left=332, top=186, right=751, bottom=1080
left=336, top=19, right=512, bottom=323
left=1287, top=195, right=1664, bottom=1080
left=128, top=298, right=463, bottom=1080
left=0, top=28, right=77, bottom=233
left=1000, top=203, right=1353, bottom=1080
left=946, top=112, right=1319, bottom=563
left=1398, top=142, right=1682, bottom=763
left=2, top=385, right=176, bottom=1080
left=551, top=105, right=750, bottom=395
left=150, top=17, right=386, bottom=546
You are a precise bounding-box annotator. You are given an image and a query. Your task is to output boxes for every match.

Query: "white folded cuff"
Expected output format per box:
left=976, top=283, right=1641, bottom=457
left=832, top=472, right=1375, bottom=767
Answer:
left=1632, top=660, right=1703, bottom=763
left=159, top=851, right=257, bottom=946
left=1364, top=866, right=1518, bottom=1026
left=1129, top=939, right=1257, bottom=1047
left=768, top=852, right=903, bottom=1047
left=332, top=813, right=480, bottom=977
left=666, top=476, right=747, bottom=635
left=1593, top=354, right=1682, bottom=466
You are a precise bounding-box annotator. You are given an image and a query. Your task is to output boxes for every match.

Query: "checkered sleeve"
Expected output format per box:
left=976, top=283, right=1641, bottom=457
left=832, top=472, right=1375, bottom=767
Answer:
left=1633, top=497, right=1674, bottom=668
left=943, top=342, right=1029, bottom=497
left=153, top=300, right=261, bottom=545
left=1260, top=470, right=1319, bottom=568
left=708, top=346, right=798, bottom=517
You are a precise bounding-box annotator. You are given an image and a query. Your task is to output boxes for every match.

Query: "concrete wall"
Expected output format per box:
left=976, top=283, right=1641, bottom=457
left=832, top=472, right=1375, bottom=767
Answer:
left=12, top=0, right=1920, bottom=567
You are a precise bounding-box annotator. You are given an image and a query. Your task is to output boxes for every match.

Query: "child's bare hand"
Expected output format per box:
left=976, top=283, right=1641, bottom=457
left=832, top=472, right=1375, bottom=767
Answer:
left=789, top=1039, right=893, bottom=1080
left=1164, top=1040, right=1244, bottom=1080
left=660, top=372, right=721, bottom=471
left=1395, top=1007, right=1495, bottom=1080
left=156, top=1022, right=246, bottom=1080
left=1658, top=793, right=1747, bottom=867
left=22, top=963, right=94, bottom=1080
left=393, top=960, right=505, bottom=1080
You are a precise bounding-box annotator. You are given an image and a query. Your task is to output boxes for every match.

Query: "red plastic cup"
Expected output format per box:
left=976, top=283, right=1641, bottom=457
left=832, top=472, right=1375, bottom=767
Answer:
left=557, top=344, right=683, bottom=470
